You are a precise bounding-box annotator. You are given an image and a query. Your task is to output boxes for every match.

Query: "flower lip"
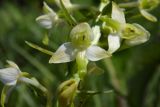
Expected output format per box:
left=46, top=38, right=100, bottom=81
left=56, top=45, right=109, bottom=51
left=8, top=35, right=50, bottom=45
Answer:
left=70, top=22, right=94, bottom=50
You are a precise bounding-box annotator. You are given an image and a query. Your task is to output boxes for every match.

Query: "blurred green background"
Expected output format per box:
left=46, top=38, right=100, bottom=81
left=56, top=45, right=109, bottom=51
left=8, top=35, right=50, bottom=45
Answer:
left=0, top=0, right=160, bottom=107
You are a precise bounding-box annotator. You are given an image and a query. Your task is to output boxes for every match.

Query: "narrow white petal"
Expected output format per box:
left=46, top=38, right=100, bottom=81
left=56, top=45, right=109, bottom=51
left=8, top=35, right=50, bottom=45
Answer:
left=49, top=42, right=77, bottom=63
left=0, top=68, right=20, bottom=85
left=92, top=25, right=101, bottom=45
left=108, top=34, right=121, bottom=53
left=112, top=2, right=126, bottom=24
left=140, top=9, right=157, bottom=22
left=86, top=45, right=111, bottom=61
left=20, top=77, right=47, bottom=93
left=36, top=15, right=52, bottom=29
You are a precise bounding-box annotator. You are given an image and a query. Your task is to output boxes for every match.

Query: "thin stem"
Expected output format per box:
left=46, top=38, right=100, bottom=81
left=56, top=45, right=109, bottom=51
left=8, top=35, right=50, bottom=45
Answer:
left=118, top=1, right=139, bottom=8
left=77, top=90, right=113, bottom=95
left=46, top=92, right=52, bottom=107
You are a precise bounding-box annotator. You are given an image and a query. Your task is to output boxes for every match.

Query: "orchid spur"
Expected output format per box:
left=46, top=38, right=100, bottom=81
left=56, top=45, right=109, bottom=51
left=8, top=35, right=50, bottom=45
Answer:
left=139, top=0, right=159, bottom=22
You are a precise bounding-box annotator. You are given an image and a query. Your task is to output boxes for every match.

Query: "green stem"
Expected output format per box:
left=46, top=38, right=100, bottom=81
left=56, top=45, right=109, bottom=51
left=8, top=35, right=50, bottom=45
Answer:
left=46, top=92, right=52, bottom=107
left=118, top=1, right=139, bottom=8
left=76, top=52, right=88, bottom=80
left=77, top=90, right=113, bottom=95
left=103, top=58, right=128, bottom=107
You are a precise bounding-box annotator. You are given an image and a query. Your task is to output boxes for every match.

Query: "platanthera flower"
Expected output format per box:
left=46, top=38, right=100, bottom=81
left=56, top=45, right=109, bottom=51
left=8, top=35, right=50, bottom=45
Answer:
left=36, top=2, right=59, bottom=29
left=0, top=61, right=46, bottom=107
left=101, top=2, right=150, bottom=53
left=139, top=0, right=159, bottom=22
left=49, top=22, right=111, bottom=63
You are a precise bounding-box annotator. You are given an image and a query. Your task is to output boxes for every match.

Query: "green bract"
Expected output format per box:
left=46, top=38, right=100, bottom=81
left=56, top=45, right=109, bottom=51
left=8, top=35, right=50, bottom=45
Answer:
left=58, top=79, right=78, bottom=107
left=102, top=2, right=150, bottom=53
left=49, top=22, right=111, bottom=63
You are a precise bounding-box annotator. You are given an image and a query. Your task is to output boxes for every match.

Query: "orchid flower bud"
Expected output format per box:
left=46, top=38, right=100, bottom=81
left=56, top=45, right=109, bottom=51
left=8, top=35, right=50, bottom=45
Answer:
left=58, top=79, right=78, bottom=107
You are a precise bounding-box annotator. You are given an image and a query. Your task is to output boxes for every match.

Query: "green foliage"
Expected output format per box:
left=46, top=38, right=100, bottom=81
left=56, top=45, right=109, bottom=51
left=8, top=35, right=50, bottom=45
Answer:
left=0, top=0, right=160, bottom=107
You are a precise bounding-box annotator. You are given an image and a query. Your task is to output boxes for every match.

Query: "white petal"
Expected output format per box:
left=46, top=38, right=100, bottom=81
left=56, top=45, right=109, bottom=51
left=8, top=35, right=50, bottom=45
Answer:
left=86, top=45, right=111, bottom=61
left=0, top=68, right=20, bottom=85
left=49, top=42, right=77, bottom=63
left=91, top=25, right=101, bottom=45
left=112, top=2, right=126, bottom=24
left=108, top=34, right=121, bottom=53
left=36, top=14, right=52, bottom=29
left=125, top=24, right=150, bottom=46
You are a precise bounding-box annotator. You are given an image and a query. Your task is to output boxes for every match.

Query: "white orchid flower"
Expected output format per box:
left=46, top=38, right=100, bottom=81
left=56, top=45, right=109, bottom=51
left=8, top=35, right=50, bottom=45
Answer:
left=102, top=2, right=150, bottom=54
left=49, top=22, right=111, bottom=63
left=36, top=2, right=59, bottom=29
left=0, top=61, right=47, bottom=107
